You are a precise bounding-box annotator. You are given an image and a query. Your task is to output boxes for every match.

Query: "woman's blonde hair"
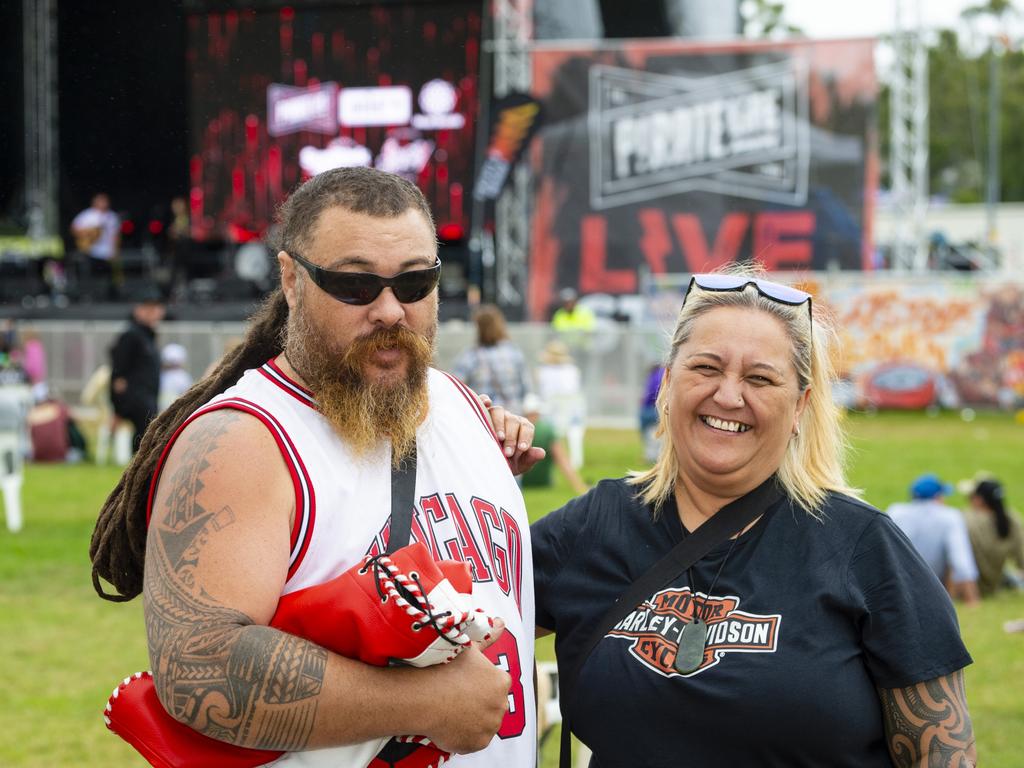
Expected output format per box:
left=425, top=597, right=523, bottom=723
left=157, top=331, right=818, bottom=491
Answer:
left=629, top=268, right=858, bottom=516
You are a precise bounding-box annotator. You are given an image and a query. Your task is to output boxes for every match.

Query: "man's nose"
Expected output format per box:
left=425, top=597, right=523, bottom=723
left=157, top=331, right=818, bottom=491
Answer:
left=366, top=287, right=406, bottom=326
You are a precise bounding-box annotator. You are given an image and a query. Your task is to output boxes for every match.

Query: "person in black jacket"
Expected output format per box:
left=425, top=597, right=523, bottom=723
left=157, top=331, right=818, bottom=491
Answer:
left=110, top=290, right=166, bottom=453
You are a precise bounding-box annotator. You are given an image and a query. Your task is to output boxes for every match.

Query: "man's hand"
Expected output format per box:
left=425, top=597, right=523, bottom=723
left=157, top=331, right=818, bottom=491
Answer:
left=479, top=396, right=546, bottom=475
left=419, top=622, right=512, bottom=755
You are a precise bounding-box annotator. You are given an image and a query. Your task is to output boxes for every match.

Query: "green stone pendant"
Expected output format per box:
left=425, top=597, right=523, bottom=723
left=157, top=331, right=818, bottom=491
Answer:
left=674, top=617, right=707, bottom=674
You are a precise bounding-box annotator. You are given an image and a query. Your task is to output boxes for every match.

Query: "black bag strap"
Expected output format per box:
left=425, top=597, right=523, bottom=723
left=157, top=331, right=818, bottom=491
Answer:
left=378, top=448, right=426, bottom=767
left=386, top=444, right=418, bottom=554
left=557, top=477, right=784, bottom=768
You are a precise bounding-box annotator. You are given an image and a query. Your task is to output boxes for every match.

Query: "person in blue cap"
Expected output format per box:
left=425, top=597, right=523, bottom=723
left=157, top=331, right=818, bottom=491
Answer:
left=887, top=473, right=980, bottom=604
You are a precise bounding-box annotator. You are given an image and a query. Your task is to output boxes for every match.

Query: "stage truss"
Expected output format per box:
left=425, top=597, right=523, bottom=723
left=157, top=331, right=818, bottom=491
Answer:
left=490, top=0, right=532, bottom=307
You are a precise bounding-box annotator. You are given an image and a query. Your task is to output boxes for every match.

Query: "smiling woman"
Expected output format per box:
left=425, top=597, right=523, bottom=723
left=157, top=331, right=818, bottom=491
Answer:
left=532, top=266, right=978, bottom=767
left=661, top=305, right=811, bottom=523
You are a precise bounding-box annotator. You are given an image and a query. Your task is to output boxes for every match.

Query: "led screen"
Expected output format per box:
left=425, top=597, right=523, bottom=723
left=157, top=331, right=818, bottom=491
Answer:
left=187, top=3, right=481, bottom=242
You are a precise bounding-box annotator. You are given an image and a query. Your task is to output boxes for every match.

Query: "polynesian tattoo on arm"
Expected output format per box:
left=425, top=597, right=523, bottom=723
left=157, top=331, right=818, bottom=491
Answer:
left=144, top=411, right=328, bottom=750
left=877, top=670, right=977, bottom=768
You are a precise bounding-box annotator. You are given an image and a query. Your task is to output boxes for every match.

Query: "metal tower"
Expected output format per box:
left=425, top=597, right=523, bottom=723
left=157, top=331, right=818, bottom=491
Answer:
left=490, top=0, right=533, bottom=307
left=23, top=0, right=60, bottom=240
left=888, top=0, right=929, bottom=271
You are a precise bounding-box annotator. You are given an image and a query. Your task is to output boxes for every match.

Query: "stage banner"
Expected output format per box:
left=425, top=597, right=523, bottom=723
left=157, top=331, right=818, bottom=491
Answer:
left=528, top=38, right=878, bottom=320
left=474, top=93, right=544, bottom=202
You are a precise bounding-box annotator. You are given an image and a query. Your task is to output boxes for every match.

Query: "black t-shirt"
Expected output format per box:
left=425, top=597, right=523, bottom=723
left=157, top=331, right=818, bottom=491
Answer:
left=533, top=479, right=972, bottom=768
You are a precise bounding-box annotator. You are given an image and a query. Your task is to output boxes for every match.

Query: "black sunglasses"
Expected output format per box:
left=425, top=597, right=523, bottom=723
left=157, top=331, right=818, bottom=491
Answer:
left=684, top=274, right=812, bottom=318
left=287, top=250, right=441, bottom=306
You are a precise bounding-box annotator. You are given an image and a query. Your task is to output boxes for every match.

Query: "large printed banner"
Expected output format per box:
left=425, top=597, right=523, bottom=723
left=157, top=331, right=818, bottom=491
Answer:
left=528, top=39, right=878, bottom=320
left=823, top=278, right=1024, bottom=409
left=187, top=3, right=481, bottom=243
left=647, top=276, right=1024, bottom=409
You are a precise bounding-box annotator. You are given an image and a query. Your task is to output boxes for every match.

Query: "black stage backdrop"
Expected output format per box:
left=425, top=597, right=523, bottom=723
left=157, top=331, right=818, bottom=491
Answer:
left=56, top=0, right=189, bottom=235
left=0, top=0, right=25, bottom=227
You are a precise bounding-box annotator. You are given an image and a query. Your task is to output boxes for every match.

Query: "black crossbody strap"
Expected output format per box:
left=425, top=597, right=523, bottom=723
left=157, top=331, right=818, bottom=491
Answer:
left=386, top=445, right=418, bottom=554
left=379, top=447, right=428, bottom=765
left=557, top=477, right=784, bottom=768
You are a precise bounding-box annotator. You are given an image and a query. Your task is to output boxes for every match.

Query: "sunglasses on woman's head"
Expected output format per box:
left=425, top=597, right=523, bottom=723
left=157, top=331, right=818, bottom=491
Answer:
left=287, top=250, right=442, bottom=306
left=684, top=273, right=812, bottom=317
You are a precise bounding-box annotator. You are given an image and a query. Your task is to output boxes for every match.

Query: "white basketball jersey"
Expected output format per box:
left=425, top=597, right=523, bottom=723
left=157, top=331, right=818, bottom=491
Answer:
left=175, top=360, right=536, bottom=768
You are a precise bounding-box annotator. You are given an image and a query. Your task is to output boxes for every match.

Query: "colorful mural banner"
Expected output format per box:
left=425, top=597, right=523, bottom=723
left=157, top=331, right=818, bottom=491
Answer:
left=528, top=38, right=878, bottom=320
left=646, top=275, right=1024, bottom=409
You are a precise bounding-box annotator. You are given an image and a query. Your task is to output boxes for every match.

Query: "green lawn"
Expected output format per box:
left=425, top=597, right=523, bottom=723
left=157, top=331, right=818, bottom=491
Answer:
left=1, top=410, right=1021, bottom=766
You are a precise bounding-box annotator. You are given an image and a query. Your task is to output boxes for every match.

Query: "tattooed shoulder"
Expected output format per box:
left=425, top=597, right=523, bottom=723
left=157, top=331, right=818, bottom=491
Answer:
left=149, top=410, right=245, bottom=589
left=878, top=670, right=976, bottom=768
left=143, top=408, right=326, bottom=750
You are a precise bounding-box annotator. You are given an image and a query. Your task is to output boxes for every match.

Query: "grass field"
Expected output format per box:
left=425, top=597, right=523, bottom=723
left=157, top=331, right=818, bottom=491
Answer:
left=1, top=410, right=1022, bottom=766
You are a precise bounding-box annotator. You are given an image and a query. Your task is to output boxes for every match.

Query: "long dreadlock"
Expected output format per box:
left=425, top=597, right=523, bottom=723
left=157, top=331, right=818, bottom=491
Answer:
left=89, top=290, right=289, bottom=600
left=89, top=165, right=435, bottom=601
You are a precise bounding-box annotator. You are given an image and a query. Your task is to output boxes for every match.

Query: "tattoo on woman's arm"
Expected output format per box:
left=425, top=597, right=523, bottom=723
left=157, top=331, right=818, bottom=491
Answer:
left=144, top=413, right=328, bottom=750
left=878, top=670, right=976, bottom=768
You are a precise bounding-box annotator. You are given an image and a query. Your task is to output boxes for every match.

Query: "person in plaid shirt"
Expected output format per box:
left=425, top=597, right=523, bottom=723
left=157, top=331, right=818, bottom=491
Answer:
left=452, top=305, right=531, bottom=417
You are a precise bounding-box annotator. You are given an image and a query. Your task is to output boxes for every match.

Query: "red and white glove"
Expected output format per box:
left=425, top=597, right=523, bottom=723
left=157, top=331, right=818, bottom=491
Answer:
left=105, top=542, right=495, bottom=768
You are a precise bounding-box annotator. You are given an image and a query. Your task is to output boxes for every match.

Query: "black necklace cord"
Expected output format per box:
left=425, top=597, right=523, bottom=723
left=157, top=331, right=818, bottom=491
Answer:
left=687, top=533, right=741, bottom=621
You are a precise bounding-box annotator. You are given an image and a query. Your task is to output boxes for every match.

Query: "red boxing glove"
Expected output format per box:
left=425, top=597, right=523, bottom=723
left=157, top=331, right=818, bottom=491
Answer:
left=105, top=543, right=493, bottom=768
left=103, top=672, right=283, bottom=768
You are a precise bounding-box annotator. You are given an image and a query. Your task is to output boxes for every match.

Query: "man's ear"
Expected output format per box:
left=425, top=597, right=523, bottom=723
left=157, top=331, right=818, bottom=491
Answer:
left=278, top=251, right=298, bottom=308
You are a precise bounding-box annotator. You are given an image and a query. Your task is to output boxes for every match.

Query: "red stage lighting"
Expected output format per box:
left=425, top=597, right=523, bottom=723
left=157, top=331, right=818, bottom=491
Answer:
left=437, top=222, right=464, bottom=242
left=228, top=222, right=260, bottom=243
left=148, top=220, right=164, bottom=235
left=121, top=220, right=135, bottom=235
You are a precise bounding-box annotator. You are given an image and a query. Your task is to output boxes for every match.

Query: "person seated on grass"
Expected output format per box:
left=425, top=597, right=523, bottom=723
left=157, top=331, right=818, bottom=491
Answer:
left=519, top=394, right=587, bottom=496
left=959, top=473, right=1024, bottom=597
left=887, top=473, right=981, bottom=605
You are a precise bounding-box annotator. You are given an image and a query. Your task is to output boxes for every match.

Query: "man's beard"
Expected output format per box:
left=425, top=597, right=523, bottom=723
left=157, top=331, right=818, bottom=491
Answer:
left=284, top=294, right=434, bottom=466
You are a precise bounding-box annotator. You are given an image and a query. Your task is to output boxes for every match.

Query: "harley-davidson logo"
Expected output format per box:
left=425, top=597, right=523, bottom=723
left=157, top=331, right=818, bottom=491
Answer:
left=608, top=587, right=781, bottom=677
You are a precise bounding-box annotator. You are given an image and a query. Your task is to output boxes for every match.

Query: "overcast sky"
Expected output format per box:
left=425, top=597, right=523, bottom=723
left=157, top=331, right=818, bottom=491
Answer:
left=783, top=0, right=1011, bottom=39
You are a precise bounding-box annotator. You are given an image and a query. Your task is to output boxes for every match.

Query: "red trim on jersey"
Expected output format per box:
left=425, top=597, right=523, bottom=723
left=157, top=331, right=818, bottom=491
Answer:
left=258, top=358, right=318, bottom=410
left=145, top=397, right=316, bottom=580
left=441, top=371, right=501, bottom=444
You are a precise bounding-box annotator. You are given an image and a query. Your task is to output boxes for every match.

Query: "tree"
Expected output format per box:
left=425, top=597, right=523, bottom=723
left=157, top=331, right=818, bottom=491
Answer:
left=879, top=25, right=1024, bottom=203
left=740, top=0, right=804, bottom=39
left=961, top=0, right=1017, bottom=24
left=962, top=0, right=1018, bottom=227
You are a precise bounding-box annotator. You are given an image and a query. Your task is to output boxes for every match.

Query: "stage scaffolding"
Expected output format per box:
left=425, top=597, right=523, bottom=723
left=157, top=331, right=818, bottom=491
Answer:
left=22, top=0, right=60, bottom=241
left=483, top=0, right=533, bottom=309
left=888, top=0, right=930, bottom=272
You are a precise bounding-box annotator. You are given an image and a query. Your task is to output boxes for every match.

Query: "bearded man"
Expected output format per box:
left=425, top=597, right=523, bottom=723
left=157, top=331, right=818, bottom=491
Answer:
left=90, top=167, right=541, bottom=767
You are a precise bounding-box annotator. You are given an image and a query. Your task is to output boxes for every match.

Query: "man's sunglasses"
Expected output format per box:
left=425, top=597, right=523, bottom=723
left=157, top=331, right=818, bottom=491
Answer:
left=287, top=250, right=441, bottom=306
left=684, top=273, right=812, bottom=318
